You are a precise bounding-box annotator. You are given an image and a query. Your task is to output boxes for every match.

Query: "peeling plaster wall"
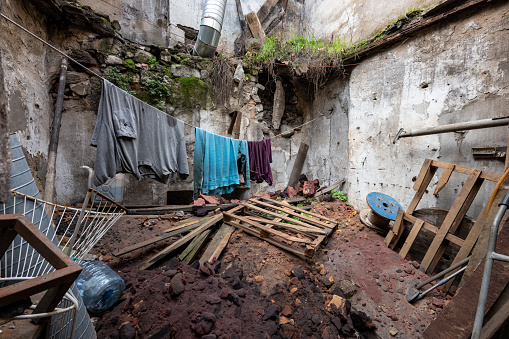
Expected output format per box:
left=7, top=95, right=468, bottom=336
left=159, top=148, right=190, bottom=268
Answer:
left=303, top=0, right=436, bottom=44
left=79, top=0, right=266, bottom=53
left=0, top=0, right=59, bottom=193
left=308, top=2, right=509, bottom=218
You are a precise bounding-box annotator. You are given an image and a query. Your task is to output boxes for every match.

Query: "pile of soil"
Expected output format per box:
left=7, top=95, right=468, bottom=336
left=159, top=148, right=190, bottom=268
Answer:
left=95, top=256, right=376, bottom=339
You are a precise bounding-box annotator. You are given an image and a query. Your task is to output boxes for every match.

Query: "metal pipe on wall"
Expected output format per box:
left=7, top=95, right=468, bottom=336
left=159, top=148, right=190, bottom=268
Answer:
left=193, top=0, right=227, bottom=57
left=393, top=116, right=509, bottom=143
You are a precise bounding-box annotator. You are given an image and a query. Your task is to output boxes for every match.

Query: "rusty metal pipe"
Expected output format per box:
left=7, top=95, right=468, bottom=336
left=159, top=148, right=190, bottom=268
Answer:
left=394, top=117, right=509, bottom=143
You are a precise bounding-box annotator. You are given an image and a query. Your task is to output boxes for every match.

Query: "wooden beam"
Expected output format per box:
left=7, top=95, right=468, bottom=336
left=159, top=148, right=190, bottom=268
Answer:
left=420, top=170, right=482, bottom=273
left=199, top=223, right=234, bottom=265
left=434, top=164, right=455, bottom=195
left=257, top=196, right=338, bottom=224
left=180, top=229, right=212, bottom=264
left=245, top=12, right=266, bottom=41
left=287, top=142, right=309, bottom=188
left=140, top=213, right=226, bottom=270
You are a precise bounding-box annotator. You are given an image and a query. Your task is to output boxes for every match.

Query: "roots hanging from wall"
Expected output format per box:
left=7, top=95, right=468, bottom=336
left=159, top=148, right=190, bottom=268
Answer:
left=212, top=55, right=234, bottom=109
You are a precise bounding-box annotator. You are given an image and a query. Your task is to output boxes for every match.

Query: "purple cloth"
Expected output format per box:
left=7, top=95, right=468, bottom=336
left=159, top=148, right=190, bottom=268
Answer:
left=248, top=139, right=273, bottom=185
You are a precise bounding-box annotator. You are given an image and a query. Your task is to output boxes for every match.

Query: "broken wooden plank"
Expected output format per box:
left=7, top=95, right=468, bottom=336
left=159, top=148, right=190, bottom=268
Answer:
left=434, top=164, right=455, bottom=195
left=127, top=204, right=217, bottom=215
left=140, top=213, right=226, bottom=270
left=426, top=173, right=484, bottom=273
left=413, top=159, right=433, bottom=191
left=385, top=208, right=405, bottom=248
left=257, top=196, right=338, bottom=224
left=263, top=8, right=285, bottom=35
left=250, top=198, right=334, bottom=229
left=114, top=219, right=212, bottom=257
left=199, top=223, right=235, bottom=265
left=180, top=228, right=212, bottom=264
left=225, top=212, right=313, bottom=244
left=164, top=216, right=214, bottom=233
left=408, top=162, right=438, bottom=214
left=242, top=201, right=329, bottom=231
left=257, top=0, right=280, bottom=24
left=399, top=219, right=425, bottom=259
left=224, top=219, right=307, bottom=258
left=287, top=142, right=308, bottom=187
left=245, top=216, right=326, bottom=235
left=420, top=170, right=482, bottom=273
left=245, top=11, right=266, bottom=41
left=430, top=160, right=500, bottom=182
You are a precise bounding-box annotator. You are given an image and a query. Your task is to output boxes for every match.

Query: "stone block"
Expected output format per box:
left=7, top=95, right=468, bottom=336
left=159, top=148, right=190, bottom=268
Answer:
left=171, top=64, right=201, bottom=79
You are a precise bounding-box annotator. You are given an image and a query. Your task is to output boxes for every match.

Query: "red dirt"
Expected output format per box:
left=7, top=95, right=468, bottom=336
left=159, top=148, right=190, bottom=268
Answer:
left=90, top=200, right=448, bottom=338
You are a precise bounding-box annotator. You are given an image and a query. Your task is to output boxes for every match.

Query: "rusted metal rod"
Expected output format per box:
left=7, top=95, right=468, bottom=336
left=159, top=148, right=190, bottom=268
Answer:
left=43, top=58, right=67, bottom=202
left=393, top=116, right=509, bottom=143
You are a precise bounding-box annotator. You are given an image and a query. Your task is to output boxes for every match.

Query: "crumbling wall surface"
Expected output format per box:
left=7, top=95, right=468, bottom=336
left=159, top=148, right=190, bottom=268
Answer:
left=303, top=0, right=436, bottom=45
left=79, top=0, right=266, bottom=52
left=0, top=10, right=11, bottom=202
left=319, top=2, right=509, bottom=216
left=0, top=0, right=57, bottom=194
left=304, top=78, right=350, bottom=188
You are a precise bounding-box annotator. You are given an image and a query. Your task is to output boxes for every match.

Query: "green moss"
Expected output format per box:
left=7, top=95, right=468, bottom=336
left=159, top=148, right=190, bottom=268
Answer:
left=124, top=59, right=136, bottom=70
left=171, top=78, right=212, bottom=108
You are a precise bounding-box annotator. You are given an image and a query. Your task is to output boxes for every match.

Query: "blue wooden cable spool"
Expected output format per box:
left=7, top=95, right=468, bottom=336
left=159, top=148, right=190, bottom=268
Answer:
left=360, top=192, right=403, bottom=234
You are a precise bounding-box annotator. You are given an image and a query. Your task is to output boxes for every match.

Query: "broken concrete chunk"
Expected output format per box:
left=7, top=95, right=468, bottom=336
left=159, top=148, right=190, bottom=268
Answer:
left=252, top=94, right=261, bottom=103
left=105, top=55, right=123, bottom=65
left=171, top=64, right=201, bottom=78
left=272, top=80, right=285, bottom=129
left=233, top=62, right=245, bottom=83
left=256, top=83, right=265, bottom=90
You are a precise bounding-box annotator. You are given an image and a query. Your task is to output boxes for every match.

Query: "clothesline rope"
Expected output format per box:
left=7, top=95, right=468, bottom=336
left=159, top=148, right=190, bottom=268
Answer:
left=0, top=12, right=323, bottom=141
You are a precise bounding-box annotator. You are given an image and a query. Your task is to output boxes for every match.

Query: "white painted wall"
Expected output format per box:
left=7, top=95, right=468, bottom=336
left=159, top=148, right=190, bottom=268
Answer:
left=303, top=0, right=436, bottom=44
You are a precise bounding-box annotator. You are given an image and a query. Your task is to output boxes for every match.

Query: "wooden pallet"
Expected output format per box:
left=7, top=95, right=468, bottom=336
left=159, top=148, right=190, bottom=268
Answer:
left=385, top=159, right=501, bottom=278
left=223, top=197, right=338, bottom=258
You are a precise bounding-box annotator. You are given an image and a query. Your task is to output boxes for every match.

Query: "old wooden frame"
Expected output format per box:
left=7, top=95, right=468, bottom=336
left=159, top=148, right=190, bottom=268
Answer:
left=223, top=198, right=337, bottom=258
left=385, top=159, right=501, bottom=275
left=0, top=215, right=82, bottom=315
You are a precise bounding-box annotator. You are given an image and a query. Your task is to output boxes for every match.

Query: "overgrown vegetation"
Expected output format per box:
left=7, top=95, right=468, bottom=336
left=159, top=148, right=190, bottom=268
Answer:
left=245, top=7, right=424, bottom=90
left=104, top=67, right=135, bottom=95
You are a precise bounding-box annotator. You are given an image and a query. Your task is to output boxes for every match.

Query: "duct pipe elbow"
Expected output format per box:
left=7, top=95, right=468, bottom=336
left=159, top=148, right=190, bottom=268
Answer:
left=193, top=0, right=227, bottom=57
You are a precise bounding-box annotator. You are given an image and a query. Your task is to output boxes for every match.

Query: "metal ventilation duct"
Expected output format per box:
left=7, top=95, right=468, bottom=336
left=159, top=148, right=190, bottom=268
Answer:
left=193, top=0, right=227, bottom=57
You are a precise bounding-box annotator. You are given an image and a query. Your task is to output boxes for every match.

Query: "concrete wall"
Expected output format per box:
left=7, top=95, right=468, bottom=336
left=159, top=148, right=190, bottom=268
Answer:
left=303, top=0, right=436, bottom=44
left=79, top=0, right=267, bottom=52
left=307, top=1, right=509, bottom=218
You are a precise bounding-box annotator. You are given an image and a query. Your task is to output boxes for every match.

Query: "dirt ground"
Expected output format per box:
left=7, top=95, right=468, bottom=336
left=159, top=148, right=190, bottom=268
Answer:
left=90, top=200, right=449, bottom=338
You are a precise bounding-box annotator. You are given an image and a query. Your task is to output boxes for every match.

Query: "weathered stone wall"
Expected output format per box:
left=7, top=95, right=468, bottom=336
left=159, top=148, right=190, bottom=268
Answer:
left=0, top=0, right=11, bottom=203
left=307, top=1, right=509, bottom=217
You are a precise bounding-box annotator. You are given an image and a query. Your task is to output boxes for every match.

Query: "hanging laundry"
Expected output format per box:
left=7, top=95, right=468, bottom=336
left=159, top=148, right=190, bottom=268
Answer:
left=91, top=79, right=189, bottom=186
left=247, top=139, right=273, bottom=185
left=193, top=128, right=250, bottom=199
